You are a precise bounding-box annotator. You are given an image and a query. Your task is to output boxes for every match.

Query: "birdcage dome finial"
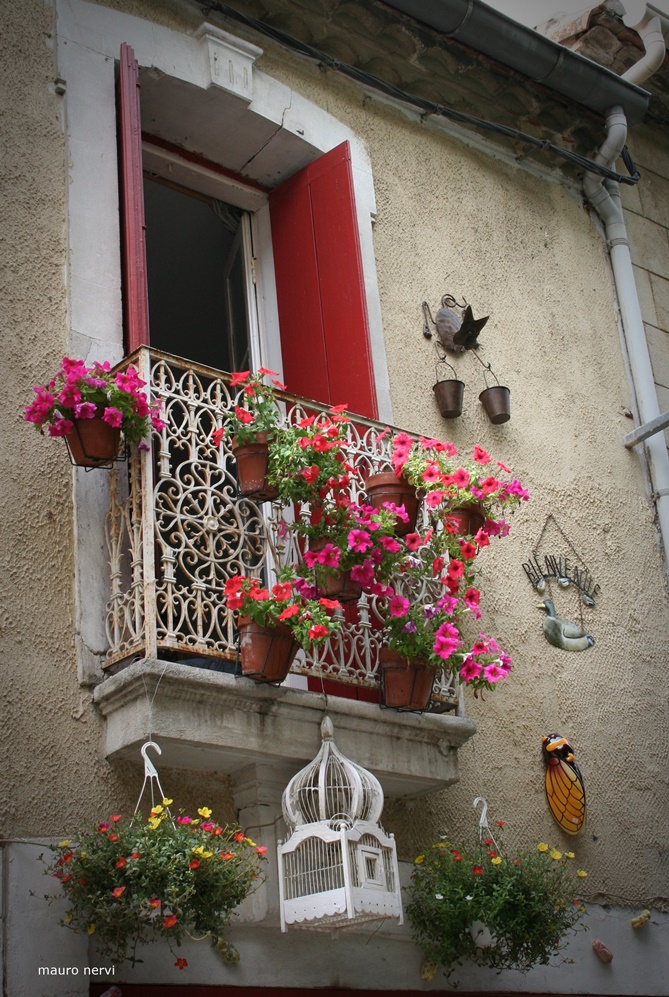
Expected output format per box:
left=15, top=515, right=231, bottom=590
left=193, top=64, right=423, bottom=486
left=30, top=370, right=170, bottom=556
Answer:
left=281, top=718, right=384, bottom=830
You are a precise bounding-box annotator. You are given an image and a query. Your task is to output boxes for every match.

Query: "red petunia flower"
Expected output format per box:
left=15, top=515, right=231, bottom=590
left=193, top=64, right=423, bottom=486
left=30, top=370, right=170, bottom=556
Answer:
left=163, top=914, right=178, bottom=929
left=174, top=958, right=188, bottom=970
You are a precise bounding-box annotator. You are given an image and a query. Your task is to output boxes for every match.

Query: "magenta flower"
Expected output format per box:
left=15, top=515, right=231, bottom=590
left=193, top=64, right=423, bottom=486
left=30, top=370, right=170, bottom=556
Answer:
left=453, top=467, right=470, bottom=489
left=316, top=544, right=341, bottom=568
left=379, top=536, right=401, bottom=553
left=433, top=634, right=461, bottom=660
left=350, top=560, right=375, bottom=587
left=102, top=407, right=123, bottom=428
left=484, top=662, right=506, bottom=683
left=74, top=401, right=97, bottom=419
left=382, top=501, right=410, bottom=523
left=389, top=594, right=410, bottom=617
left=48, top=418, right=73, bottom=437
left=347, top=529, right=372, bottom=553
left=459, top=657, right=483, bottom=682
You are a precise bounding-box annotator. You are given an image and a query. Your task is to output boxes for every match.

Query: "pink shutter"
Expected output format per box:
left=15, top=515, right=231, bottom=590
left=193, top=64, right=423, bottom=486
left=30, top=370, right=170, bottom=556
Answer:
left=117, top=43, right=149, bottom=352
left=269, top=141, right=378, bottom=420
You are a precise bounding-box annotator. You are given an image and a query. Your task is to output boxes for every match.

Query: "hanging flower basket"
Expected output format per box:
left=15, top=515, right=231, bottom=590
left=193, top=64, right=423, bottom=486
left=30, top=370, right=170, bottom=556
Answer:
left=41, top=788, right=266, bottom=966
left=231, top=433, right=279, bottom=502
left=378, top=648, right=435, bottom=712
left=364, top=472, right=419, bottom=536
left=238, top=616, right=300, bottom=684
left=66, top=413, right=123, bottom=468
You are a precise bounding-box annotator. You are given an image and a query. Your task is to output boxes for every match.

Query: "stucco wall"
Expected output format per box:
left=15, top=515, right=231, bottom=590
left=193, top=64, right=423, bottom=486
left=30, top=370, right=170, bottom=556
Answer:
left=1, top=0, right=668, bottom=991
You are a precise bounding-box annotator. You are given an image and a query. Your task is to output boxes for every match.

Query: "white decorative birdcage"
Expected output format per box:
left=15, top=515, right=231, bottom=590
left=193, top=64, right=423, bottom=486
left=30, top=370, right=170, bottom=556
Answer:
left=277, top=717, right=403, bottom=931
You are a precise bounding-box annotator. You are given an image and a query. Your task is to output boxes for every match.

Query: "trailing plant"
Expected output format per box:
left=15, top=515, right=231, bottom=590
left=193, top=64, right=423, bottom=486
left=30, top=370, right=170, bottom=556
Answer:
left=224, top=573, right=342, bottom=646
left=214, top=367, right=286, bottom=447
left=391, top=434, right=529, bottom=536
left=39, top=803, right=266, bottom=968
left=377, top=532, right=511, bottom=690
left=24, top=357, right=165, bottom=445
left=407, top=824, right=588, bottom=980
left=266, top=405, right=352, bottom=504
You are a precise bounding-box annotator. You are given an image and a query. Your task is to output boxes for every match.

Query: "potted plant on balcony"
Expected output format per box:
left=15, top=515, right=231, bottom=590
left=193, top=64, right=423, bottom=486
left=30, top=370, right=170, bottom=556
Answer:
left=223, top=573, right=342, bottom=683
left=265, top=404, right=352, bottom=506
left=24, top=357, right=165, bottom=467
left=213, top=368, right=287, bottom=501
left=390, top=435, right=529, bottom=539
left=41, top=802, right=267, bottom=968
left=376, top=531, right=512, bottom=711
left=407, top=824, right=588, bottom=981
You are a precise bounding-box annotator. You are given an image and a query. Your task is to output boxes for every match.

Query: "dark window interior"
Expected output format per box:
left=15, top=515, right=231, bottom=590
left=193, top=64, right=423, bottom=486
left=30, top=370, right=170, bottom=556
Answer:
left=143, top=175, right=249, bottom=373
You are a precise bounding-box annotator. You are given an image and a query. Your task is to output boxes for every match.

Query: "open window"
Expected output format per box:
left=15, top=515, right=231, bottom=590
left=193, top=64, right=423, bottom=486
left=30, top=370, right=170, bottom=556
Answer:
left=117, top=42, right=379, bottom=420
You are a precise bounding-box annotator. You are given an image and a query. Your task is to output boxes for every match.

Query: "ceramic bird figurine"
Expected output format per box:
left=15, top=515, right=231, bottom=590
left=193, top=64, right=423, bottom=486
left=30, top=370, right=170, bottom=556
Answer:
left=537, top=599, right=594, bottom=651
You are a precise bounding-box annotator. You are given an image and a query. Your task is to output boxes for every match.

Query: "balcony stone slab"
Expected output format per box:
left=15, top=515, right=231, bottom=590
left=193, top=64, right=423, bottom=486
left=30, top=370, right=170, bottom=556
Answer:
left=93, top=659, right=477, bottom=799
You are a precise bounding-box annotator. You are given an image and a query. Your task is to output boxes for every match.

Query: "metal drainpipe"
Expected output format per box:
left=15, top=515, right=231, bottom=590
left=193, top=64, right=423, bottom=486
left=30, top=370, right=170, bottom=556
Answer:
left=583, top=7, right=669, bottom=557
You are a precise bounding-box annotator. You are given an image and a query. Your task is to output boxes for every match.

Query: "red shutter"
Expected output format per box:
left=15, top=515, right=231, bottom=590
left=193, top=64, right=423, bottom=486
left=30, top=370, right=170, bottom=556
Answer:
left=269, top=141, right=378, bottom=420
left=117, top=43, right=149, bottom=353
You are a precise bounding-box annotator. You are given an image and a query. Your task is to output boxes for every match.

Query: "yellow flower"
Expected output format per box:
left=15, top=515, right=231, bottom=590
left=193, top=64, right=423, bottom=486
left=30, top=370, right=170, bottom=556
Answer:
left=491, top=856, right=502, bottom=865
left=80, top=852, right=88, bottom=859
left=577, top=869, right=588, bottom=878
left=64, top=914, right=73, bottom=924
left=198, top=807, right=212, bottom=818
left=245, top=837, right=256, bottom=847
left=58, top=840, right=71, bottom=848
left=190, top=819, right=200, bottom=826
left=150, top=805, right=164, bottom=816
left=565, top=851, right=575, bottom=859
left=87, top=924, right=96, bottom=935
left=432, top=842, right=449, bottom=849
left=550, top=849, right=562, bottom=861
left=414, top=855, right=425, bottom=864
left=192, top=845, right=205, bottom=855
left=162, top=798, right=173, bottom=806
left=148, top=817, right=161, bottom=830
left=537, top=842, right=549, bottom=852
left=201, top=850, right=213, bottom=859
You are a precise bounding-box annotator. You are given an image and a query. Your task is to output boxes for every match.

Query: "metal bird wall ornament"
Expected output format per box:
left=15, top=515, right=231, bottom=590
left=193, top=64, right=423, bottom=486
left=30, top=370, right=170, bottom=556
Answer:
left=422, top=295, right=489, bottom=353
left=537, top=599, right=595, bottom=651
left=541, top=734, right=586, bottom=834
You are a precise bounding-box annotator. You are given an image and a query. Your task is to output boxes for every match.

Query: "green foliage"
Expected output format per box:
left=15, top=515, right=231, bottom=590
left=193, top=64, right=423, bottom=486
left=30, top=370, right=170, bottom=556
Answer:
left=407, top=833, right=587, bottom=979
left=41, top=805, right=266, bottom=965
left=266, top=409, right=350, bottom=504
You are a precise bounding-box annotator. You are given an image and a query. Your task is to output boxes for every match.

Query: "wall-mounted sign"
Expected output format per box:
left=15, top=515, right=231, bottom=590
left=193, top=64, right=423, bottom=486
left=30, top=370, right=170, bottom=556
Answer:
left=524, top=516, right=598, bottom=651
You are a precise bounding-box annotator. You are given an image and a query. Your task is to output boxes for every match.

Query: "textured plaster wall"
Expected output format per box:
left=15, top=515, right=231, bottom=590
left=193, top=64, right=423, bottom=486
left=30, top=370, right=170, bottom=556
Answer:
left=0, top=0, right=236, bottom=842
left=252, top=41, right=669, bottom=910
left=2, top=0, right=668, bottom=987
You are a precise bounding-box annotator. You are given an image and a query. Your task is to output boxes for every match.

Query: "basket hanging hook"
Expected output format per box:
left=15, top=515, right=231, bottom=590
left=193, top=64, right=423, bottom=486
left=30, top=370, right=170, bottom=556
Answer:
left=134, top=740, right=168, bottom=815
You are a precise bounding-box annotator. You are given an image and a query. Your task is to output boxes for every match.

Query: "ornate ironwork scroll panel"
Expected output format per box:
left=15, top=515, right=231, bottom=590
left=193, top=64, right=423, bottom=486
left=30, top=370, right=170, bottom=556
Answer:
left=104, top=349, right=459, bottom=709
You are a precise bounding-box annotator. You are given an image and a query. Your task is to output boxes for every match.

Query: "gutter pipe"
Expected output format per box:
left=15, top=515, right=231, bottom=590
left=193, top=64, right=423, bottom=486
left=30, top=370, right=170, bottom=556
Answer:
left=583, top=7, right=669, bottom=556
left=384, top=0, right=650, bottom=124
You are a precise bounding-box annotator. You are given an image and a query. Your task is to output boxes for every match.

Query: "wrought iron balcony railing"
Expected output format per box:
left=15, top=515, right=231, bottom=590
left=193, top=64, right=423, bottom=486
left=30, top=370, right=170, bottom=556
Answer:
left=104, top=349, right=460, bottom=711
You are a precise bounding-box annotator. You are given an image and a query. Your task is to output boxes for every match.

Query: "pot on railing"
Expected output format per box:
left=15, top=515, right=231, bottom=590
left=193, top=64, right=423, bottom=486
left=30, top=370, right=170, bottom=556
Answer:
left=66, top=415, right=122, bottom=468
left=237, top=617, right=299, bottom=684
left=446, top=503, right=486, bottom=538
left=378, top=648, right=434, bottom=712
left=364, top=473, right=419, bottom=537
left=231, top=432, right=279, bottom=502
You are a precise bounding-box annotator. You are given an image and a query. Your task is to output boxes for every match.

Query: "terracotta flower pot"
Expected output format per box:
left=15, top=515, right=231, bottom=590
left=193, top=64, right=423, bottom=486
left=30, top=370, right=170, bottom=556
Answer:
left=308, top=539, right=361, bottom=603
left=237, top=617, right=299, bottom=684
left=66, top=416, right=122, bottom=468
left=447, top=503, right=486, bottom=537
left=231, top=433, right=279, bottom=502
left=364, top=472, right=419, bottom=536
left=378, top=648, right=434, bottom=712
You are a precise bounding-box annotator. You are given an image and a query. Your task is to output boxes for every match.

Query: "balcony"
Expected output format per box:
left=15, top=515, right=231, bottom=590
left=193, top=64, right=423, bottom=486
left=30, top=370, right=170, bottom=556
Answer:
left=93, top=349, right=476, bottom=798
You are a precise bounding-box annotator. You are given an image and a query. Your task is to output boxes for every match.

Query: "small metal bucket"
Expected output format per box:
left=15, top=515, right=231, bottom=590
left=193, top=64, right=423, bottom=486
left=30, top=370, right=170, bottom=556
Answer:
left=433, top=360, right=464, bottom=419
left=479, top=384, right=511, bottom=424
